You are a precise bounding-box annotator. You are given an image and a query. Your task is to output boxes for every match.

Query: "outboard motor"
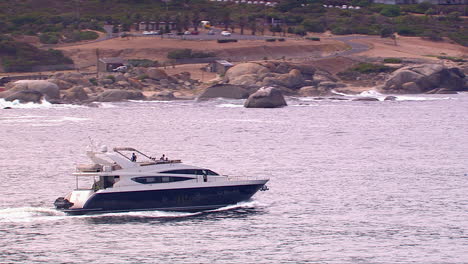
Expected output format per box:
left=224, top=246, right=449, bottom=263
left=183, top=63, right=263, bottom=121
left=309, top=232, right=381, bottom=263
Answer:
left=54, top=197, right=74, bottom=209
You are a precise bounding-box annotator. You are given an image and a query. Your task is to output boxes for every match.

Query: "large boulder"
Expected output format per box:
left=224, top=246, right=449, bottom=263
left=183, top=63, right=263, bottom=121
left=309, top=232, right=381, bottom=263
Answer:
left=299, top=86, right=333, bottom=96
left=49, top=78, right=73, bottom=90
left=380, top=64, right=466, bottom=94
left=197, top=84, right=251, bottom=100
left=146, top=68, right=168, bottom=80
left=225, top=63, right=270, bottom=83
left=62, top=86, right=89, bottom=102
left=229, top=74, right=263, bottom=86
left=148, top=91, right=176, bottom=101
left=5, top=90, right=44, bottom=103
left=244, top=87, right=287, bottom=108
left=96, top=89, right=145, bottom=102
left=262, top=69, right=304, bottom=89
left=6, top=80, right=60, bottom=99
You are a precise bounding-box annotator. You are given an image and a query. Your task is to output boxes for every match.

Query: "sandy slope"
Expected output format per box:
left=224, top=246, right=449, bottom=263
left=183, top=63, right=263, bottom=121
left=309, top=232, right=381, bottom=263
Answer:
left=353, top=36, right=467, bottom=59
left=56, top=37, right=346, bottom=69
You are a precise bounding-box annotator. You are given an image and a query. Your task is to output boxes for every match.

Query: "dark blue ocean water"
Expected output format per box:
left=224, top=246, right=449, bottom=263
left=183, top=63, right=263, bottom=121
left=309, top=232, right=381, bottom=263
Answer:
left=1, top=93, right=467, bottom=263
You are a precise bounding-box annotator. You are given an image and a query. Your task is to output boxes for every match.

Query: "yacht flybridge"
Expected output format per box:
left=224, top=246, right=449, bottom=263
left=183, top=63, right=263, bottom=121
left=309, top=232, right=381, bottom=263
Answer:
left=54, top=146, right=269, bottom=215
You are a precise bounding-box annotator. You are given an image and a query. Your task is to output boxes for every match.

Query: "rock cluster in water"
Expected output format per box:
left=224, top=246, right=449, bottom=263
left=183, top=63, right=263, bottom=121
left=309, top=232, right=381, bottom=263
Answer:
left=0, top=67, right=201, bottom=104
left=379, top=64, right=467, bottom=94
left=1, top=62, right=467, bottom=108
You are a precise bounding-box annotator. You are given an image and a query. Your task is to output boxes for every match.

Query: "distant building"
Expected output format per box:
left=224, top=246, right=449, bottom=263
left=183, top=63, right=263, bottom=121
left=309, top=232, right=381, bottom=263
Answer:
left=209, top=60, right=234, bottom=75
left=98, top=57, right=126, bottom=72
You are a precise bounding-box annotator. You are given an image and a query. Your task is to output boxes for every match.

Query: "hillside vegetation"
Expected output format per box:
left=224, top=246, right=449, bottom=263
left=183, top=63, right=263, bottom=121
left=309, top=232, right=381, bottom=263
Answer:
left=0, top=35, right=72, bottom=72
left=0, top=0, right=465, bottom=44
left=0, top=0, right=466, bottom=72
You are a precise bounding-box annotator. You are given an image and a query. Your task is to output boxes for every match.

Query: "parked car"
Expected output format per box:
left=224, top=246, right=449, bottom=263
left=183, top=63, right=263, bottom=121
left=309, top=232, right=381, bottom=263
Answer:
left=191, top=31, right=199, bottom=35
left=207, top=30, right=215, bottom=35
left=184, top=31, right=191, bottom=35
left=113, top=66, right=127, bottom=73
left=221, top=31, right=231, bottom=36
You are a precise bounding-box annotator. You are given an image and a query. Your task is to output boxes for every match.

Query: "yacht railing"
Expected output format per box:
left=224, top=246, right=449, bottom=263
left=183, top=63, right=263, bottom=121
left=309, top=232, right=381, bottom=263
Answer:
left=224, top=175, right=269, bottom=181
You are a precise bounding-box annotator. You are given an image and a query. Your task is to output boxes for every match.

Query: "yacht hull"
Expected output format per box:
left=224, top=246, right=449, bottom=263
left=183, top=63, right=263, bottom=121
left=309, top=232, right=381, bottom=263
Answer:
left=60, top=183, right=266, bottom=215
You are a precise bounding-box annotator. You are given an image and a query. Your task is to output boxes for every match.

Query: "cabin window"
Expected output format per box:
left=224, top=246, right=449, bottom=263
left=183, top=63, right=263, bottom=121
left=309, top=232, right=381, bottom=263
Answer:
left=159, top=169, right=219, bottom=175
left=131, top=176, right=191, bottom=184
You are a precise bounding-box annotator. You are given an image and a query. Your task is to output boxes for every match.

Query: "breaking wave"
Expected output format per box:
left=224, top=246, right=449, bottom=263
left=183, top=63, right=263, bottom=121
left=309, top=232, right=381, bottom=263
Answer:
left=0, top=98, right=84, bottom=109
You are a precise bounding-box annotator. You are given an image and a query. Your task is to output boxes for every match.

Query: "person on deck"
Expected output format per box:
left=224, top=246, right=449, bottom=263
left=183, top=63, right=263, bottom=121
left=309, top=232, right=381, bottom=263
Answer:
left=131, top=153, right=137, bottom=162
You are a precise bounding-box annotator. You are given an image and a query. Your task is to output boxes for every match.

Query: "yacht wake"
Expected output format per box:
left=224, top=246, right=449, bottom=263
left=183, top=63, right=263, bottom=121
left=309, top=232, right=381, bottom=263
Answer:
left=0, top=207, right=66, bottom=223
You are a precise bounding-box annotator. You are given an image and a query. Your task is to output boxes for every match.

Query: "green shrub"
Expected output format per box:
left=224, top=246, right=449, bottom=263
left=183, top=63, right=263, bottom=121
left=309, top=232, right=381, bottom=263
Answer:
left=63, top=30, right=99, bottom=43
left=305, top=37, right=320, bottom=41
left=217, top=39, right=238, bottom=43
left=191, top=51, right=216, bottom=58
left=351, top=63, right=394, bottom=73
left=0, top=35, right=73, bottom=72
left=278, top=38, right=285, bottom=42
left=437, top=56, right=465, bottom=62
left=380, top=5, right=401, bottom=17
left=105, top=75, right=115, bottom=82
left=265, top=38, right=276, bottom=42
left=422, top=30, right=443, bottom=42
left=89, top=78, right=98, bottom=86
left=167, top=49, right=192, bottom=59
left=448, top=32, right=468, bottom=47
left=383, top=58, right=402, bottom=63
left=167, top=49, right=215, bottom=59
left=127, top=59, right=158, bottom=67
left=138, top=74, right=149, bottom=80
left=39, top=32, right=60, bottom=44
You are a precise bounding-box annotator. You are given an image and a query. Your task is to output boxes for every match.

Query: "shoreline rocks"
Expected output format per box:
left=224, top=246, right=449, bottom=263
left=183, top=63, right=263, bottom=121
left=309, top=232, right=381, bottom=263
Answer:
left=379, top=64, right=467, bottom=94
left=244, top=87, right=287, bottom=108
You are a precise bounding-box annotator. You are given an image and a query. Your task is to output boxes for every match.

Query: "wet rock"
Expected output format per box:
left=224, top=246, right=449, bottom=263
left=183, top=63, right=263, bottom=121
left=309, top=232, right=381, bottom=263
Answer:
left=49, top=78, right=73, bottom=90
left=148, top=91, right=176, bottom=100
left=5, top=90, right=43, bottom=103
left=6, top=80, right=60, bottom=100
left=352, top=97, right=380, bottom=101
left=96, top=89, right=145, bottom=102
left=381, top=64, right=466, bottom=94
left=244, top=87, right=287, bottom=108
left=62, top=86, right=89, bottom=102
left=384, top=95, right=398, bottom=101
left=198, top=84, right=251, bottom=100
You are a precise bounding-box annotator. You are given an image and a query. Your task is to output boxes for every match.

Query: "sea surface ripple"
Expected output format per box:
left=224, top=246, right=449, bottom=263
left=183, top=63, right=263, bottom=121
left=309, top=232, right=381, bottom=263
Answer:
left=0, top=94, right=467, bottom=263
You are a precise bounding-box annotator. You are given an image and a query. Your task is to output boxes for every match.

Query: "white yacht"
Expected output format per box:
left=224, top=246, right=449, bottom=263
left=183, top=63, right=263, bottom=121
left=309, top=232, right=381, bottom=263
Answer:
left=54, top=146, right=269, bottom=215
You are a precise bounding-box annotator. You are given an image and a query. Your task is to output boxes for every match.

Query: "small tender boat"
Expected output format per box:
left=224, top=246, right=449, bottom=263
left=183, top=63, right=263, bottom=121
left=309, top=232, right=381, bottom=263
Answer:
left=54, top=146, right=269, bottom=215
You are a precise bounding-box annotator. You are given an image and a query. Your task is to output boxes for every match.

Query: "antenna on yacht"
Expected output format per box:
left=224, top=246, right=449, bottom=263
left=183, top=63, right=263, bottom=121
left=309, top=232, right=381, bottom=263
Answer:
left=87, top=136, right=96, bottom=152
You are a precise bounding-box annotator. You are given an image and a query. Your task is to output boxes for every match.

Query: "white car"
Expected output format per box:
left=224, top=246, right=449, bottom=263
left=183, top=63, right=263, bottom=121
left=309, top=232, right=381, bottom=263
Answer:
left=221, top=31, right=231, bottom=36
left=113, top=66, right=127, bottom=73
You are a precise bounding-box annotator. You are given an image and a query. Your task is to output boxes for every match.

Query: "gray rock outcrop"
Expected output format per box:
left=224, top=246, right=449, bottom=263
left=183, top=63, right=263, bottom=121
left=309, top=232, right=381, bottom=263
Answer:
left=146, top=68, right=169, bottom=80
left=198, top=84, right=252, bottom=100
left=96, top=89, right=145, bottom=102
left=5, top=90, right=44, bottom=103
left=62, top=86, right=89, bottom=102
left=244, top=87, right=287, bottom=108
left=6, top=80, right=60, bottom=99
left=380, top=64, right=466, bottom=94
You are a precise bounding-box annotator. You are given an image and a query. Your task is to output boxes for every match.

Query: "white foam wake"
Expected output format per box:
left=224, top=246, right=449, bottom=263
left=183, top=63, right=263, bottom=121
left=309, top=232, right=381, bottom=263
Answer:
left=0, top=207, right=66, bottom=223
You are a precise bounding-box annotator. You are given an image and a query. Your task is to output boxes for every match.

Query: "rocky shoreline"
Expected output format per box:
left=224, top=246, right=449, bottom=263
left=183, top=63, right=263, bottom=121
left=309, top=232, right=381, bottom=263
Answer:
left=1, top=60, right=467, bottom=108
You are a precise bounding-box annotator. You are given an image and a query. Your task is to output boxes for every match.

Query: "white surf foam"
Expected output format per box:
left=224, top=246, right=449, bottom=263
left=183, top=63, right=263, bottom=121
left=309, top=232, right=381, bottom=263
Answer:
left=216, top=103, right=244, bottom=108
left=0, top=98, right=85, bottom=109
